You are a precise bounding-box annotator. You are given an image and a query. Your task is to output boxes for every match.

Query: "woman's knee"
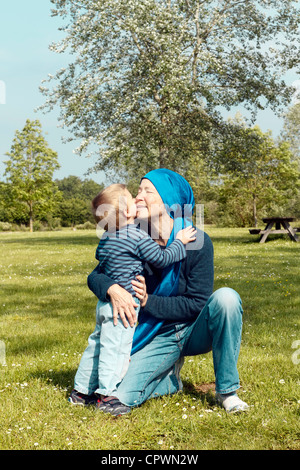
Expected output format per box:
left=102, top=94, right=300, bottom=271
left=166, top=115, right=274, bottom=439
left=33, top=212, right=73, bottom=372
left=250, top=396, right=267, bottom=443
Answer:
left=210, top=287, right=242, bottom=315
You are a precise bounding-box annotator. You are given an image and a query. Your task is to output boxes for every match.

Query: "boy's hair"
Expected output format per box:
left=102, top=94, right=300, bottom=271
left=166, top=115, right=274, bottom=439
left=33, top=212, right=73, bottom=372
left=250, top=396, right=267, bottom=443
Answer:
left=92, top=183, right=129, bottom=231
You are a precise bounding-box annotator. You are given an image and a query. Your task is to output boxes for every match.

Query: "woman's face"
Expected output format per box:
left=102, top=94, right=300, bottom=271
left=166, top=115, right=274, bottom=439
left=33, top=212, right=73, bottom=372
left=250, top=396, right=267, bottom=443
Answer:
left=135, top=179, right=165, bottom=222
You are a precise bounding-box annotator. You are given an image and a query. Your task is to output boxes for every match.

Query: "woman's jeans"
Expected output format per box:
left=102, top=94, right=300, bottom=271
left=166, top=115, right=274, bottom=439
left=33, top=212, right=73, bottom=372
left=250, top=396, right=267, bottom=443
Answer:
left=116, top=287, right=243, bottom=406
left=74, top=300, right=140, bottom=396
left=74, top=287, right=243, bottom=406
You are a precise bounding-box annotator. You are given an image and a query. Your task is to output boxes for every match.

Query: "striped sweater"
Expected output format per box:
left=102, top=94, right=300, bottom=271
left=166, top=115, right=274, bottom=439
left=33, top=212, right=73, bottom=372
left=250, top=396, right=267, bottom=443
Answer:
left=95, top=224, right=186, bottom=295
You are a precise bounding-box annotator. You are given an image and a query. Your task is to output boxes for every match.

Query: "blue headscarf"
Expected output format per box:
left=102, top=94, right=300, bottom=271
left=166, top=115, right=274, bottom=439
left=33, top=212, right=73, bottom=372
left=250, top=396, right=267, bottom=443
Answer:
left=131, top=169, right=195, bottom=354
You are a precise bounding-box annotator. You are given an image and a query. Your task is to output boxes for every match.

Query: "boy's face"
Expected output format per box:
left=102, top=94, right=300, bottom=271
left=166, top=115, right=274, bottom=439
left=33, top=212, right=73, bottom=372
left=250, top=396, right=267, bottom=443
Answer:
left=125, top=189, right=137, bottom=218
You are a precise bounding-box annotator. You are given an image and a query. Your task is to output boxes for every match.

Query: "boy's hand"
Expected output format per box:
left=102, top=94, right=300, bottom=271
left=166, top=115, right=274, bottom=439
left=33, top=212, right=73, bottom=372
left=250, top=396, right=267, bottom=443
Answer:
left=176, top=226, right=197, bottom=245
left=132, top=275, right=148, bottom=307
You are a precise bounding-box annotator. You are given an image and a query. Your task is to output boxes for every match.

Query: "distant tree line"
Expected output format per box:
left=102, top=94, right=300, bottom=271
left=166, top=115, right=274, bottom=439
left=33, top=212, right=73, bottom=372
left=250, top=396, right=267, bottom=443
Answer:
left=0, top=174, right=103, bottom=231
left=1, top=113, right=299, bottom=232
left=54, top=176, right=104, bottom=227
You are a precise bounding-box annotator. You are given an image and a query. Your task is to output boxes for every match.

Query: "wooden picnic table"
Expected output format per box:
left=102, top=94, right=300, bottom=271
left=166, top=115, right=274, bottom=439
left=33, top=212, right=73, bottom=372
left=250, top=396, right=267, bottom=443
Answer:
left=249, top=217, right=299, bottom=243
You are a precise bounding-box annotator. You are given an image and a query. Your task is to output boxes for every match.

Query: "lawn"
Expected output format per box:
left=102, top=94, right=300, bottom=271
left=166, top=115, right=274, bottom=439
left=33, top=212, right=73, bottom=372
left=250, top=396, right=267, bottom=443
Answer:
left=0, top=227, right=299, bottom=450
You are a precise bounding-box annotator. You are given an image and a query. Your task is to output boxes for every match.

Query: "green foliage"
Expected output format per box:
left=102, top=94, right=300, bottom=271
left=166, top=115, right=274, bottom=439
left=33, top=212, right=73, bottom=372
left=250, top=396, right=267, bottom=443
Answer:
left=185, top=153, right=220, bottom=224
left=280, top=101, right=300, bottom=162
left=216, top=126, right=300, bottom=227
left=55, top=175, right=102, bottom=201
left=54, top=176, right=104, bottom=226
left=42, top=0, right=299, bottom=175
left=35, top=0, right=300, bottom=228
left=0, top=221, right=12, bottom=232
left=1, top=150, right=104, bottom=228
left=0, top=182, right=28, bottom=225
left=4, top=119, right=61, bottom=231
left=75, top=221, right=96, bottom=230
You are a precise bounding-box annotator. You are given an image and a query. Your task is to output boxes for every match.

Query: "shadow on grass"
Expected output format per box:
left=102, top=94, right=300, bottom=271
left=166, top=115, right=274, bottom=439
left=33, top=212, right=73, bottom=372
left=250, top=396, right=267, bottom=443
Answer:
left=5, top=229, right=293, bottom=246
left=182, top=380, right=216, bottom=407
left=208, top=234, right=251, bottom=244
left=6, top=335, right=64, bottom=357
left=26, top=370, right=217, bottom=409
left=209, top=228, right=300, bottom=245
left=1, top=282, right=94, bottom=318
left=1, top=233, right=98, bottom=246
left=28, top=368, right=77, bottom=395
left=213, top=236, right=299, bottom=246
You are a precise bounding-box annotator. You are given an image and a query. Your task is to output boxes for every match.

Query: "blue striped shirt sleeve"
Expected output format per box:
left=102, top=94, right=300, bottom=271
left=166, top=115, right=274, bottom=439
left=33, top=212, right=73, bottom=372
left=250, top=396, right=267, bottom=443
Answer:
left=136, top=235, right=186, bottom=268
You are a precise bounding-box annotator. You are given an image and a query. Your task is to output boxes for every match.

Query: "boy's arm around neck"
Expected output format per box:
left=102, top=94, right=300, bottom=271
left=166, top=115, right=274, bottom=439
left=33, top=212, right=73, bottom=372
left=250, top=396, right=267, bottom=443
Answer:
left=142, top=231, right=214, bottom=323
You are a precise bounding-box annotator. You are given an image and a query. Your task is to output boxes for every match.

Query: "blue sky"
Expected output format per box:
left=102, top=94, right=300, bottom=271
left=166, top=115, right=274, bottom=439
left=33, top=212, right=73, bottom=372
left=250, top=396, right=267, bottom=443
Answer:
left=0, top=1, right=104, bottom=183
left=0, top=1, right=299, bottom=184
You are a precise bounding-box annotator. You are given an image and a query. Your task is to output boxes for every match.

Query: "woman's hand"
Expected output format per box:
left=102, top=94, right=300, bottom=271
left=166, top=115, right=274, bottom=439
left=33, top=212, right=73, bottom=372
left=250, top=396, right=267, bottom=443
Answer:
left=107, top=284, right=139, bottom=328
left=131, top=275, right=148, bottom=307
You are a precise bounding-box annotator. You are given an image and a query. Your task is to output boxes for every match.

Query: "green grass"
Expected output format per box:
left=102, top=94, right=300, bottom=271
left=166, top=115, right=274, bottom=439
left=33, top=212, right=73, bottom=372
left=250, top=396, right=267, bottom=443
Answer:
left=0, top=227, right=299, bottom=450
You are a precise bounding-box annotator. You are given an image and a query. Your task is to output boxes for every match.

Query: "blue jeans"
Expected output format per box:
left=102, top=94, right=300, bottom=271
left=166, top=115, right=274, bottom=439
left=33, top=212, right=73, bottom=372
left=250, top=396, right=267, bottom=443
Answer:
left=74, top=299, right=140, bottom=396
left=115, top=287, right=243, bottom=406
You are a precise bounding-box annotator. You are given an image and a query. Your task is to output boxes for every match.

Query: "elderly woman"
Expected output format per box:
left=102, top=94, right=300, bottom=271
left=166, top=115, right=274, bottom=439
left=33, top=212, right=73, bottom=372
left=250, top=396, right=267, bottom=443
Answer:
left=72, top=169, right=248, bottom=415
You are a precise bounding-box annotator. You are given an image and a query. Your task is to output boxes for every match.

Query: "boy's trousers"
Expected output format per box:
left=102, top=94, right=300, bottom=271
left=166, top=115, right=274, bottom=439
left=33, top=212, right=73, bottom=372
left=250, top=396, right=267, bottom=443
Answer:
left=74, top=299, right=140, bottom=396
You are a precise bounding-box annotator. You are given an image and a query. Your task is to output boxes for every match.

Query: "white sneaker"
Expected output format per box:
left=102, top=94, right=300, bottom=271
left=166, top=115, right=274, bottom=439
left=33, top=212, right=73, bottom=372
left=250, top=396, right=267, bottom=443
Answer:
left=215, top=392, right=249, bottom=413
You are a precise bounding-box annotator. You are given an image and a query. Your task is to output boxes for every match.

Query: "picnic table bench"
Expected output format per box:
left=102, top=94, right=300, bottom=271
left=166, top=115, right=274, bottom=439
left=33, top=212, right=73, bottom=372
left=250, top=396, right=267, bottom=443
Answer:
left=249, top=217, right=299, bottom=243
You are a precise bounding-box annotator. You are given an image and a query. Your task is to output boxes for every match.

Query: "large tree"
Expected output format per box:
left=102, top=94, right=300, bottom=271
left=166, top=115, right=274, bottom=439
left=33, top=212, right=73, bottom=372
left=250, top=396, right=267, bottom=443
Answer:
left=4, top=119, right=61, bottom=232
left=41, top=0, right=300, bottom=177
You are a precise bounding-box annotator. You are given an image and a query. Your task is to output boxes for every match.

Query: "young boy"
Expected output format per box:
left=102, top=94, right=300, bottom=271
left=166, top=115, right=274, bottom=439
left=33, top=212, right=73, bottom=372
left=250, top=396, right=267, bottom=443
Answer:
left=69, top=184, right=196, bottom=414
